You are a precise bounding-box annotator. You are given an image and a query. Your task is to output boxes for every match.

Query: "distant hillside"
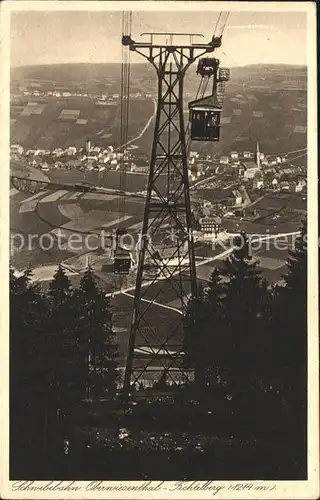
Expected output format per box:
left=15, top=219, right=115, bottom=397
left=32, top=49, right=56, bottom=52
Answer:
left=229, top=64, right=306, bottom=79
left=231, top=63, right=306, bottom=71
left=10, top=62, right=307, bottom=155
left=11, top=63, right=152, bottom=84
left=11, top=62, right=307, bottom=84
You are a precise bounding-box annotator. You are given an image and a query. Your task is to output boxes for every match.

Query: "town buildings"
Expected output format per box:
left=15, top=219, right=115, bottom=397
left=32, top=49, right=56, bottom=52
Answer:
left=228, top=189, right=243, bottom=206
left=242, top=161, right=260, bottom=179
left=10, top=144, right=24, bottom=155
left=199, top=216, right=222, bottom=236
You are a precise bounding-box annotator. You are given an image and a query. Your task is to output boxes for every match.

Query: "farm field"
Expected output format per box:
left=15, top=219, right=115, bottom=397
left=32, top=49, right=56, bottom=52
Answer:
left=11, top=63, right=307, bottom=156
left=10, top=96, right=154, bottom=150
left=196, top=237, right=291, bottom=287
left=222, top=192, right=306, bottom=234
left=10, top=183, right=306, bottom=274
left=46, top=168, right=153, bottom=193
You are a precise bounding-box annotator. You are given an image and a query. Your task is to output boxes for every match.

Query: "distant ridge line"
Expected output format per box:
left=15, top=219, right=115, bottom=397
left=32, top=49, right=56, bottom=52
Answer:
left=12, top=62, right=307, bottom=70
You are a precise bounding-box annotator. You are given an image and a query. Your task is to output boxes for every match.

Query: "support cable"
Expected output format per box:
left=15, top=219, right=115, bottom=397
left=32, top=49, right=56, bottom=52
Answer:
left=119, top=11, right=132, bottom=227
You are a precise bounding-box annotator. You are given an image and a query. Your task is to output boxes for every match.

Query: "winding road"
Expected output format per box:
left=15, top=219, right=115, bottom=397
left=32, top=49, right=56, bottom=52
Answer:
left=109, top=230, right=300, bottom=316
left=114, top=99, right=157, bottom=152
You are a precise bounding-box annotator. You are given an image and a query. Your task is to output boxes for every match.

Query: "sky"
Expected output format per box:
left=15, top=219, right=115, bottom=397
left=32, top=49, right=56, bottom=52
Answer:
left=10, top=9, right=307, bottom=68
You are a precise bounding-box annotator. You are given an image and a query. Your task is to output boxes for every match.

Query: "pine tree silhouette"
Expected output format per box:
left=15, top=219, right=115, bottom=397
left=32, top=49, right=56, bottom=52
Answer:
left=272, top=218, right=308, bottom=476
left=76, top=267, right=119, bottom=400
left=48, top=265, right=85, bottom=406
left=273, top=219, right=307, bottom=414
left=184, top=232, right=272, bottom=400
left=10, top=266, right=52, bottom=475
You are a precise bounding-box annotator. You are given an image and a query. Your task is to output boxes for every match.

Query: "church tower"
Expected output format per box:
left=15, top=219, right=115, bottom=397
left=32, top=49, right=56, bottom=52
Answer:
left=255, top=142, right=261, bottom=169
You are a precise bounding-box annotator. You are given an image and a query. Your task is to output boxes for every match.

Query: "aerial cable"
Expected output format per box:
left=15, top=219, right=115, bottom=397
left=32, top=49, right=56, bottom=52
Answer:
left=213, top=12, right=222, bottom=37
left=118, top=11, right=132, bottom=228
left=213, top=11, right=229, bottom=44
left=201, top=77, right=209, bottom=98
left=220, top=12, right=230, bottom=37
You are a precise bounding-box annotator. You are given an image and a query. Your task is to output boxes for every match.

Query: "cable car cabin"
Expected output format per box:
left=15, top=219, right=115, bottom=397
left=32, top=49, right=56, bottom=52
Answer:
left=196, top=57, right=219, bottom=77
left=115, top=227, right=127, bottom=246
left=113, top=247, right=132, bottom=275
left=189, top=94, right=222, bottom=142
left=233, top=231, right=252, bottom=261
left=218, top=67, right=231, bottom=82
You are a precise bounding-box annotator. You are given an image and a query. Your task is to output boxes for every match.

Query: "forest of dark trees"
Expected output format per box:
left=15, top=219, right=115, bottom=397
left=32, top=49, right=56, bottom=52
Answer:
left=10, top=221, right=307, bottom=480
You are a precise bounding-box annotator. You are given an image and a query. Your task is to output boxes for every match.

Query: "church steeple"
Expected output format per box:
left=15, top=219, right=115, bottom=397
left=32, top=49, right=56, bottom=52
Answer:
left=85, top=254, right=90, bottom=269
left=255, top=142, right=261, bottom=169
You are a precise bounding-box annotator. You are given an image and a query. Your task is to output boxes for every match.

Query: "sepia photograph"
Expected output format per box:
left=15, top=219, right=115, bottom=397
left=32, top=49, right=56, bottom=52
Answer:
left=1, top=1, right=318, bottom=498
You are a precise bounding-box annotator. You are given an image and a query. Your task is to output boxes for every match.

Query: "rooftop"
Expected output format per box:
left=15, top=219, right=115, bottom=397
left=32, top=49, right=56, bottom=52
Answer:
left=242, top=161, right=259, bottom=170
left=199, top=216, right=222, bottom=225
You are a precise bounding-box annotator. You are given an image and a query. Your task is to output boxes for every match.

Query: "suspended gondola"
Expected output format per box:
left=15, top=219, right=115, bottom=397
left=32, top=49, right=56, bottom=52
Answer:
left=188, top=58, right=230, bottom=142
left=188, top=93, right=222, bottom=142
left=114, top=247, right=133, bottom=275
left=114, top=227, right=133, bottom=275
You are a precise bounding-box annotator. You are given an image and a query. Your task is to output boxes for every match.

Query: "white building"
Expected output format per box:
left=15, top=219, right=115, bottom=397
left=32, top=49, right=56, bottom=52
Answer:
left=40, top=162, right=50, bottom=171
left=220, top=156, right=229, bottom=165
left=228, top=190, right=243, bottom=206
left=242, top=161, right=260, bottom=179
left=67, top=146, right=77, bottom=156
left=293, top=181, right=304, bottom=193
left=230, top=151, right=239, bottom=160
left=280, top=180, right=290, bottom=191
left=189, top=151, right=199, bottom=159
left=10, top=144, right=24, bottom=155
left=34, top=149, right=46, bottom=156
left=98, top=156, right=109, bottom=164
left=52, top=148, right=64, bottom=157
left=253, top=178, right=264, bottom=189
left=199, top=216, right=222, bottom=235
left=243, top=151, right=251, bottom=159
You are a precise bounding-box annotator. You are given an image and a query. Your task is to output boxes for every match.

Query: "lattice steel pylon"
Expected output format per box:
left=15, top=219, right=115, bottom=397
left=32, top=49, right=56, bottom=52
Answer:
left=122, top=32, right=222, bottom=397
